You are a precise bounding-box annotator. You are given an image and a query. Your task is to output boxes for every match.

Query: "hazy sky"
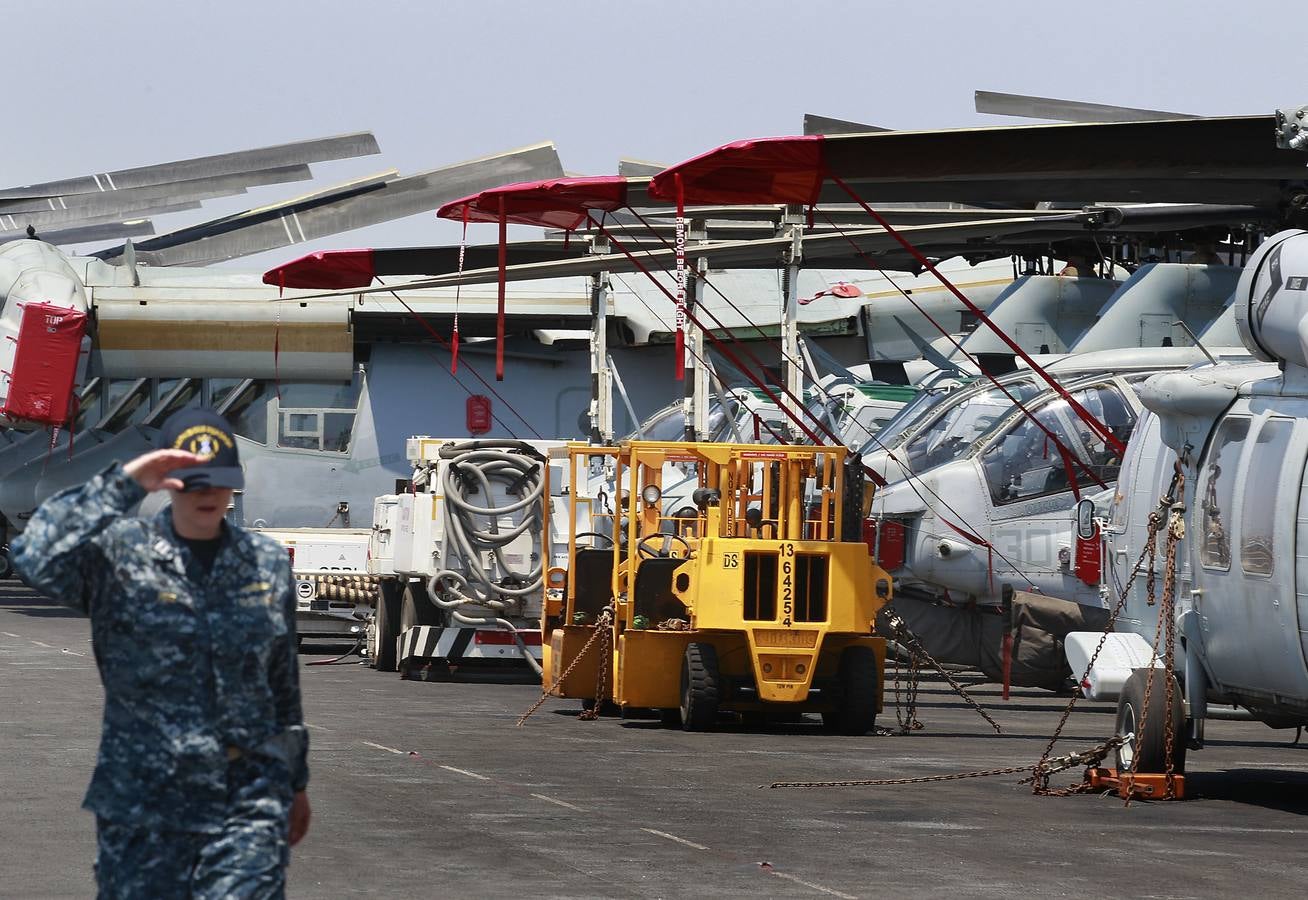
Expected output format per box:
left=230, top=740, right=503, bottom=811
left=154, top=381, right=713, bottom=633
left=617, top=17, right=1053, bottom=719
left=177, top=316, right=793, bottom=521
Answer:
left=5, top=0, right=1303, bottom=270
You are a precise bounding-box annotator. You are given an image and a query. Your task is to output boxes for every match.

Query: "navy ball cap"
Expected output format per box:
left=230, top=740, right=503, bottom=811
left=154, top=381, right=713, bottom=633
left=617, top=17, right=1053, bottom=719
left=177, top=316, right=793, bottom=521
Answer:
left=157, top=408, right=244, bottom=492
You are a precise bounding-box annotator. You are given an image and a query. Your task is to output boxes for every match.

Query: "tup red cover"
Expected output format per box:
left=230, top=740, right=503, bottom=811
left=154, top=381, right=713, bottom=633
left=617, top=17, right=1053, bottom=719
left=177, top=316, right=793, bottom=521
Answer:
left=2, top=302, right=86, bottom=426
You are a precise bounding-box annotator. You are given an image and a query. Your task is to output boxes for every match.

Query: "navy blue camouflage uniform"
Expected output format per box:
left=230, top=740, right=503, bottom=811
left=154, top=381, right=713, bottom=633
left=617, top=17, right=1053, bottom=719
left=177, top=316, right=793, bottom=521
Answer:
left=13, top=464, right=308, bottom=899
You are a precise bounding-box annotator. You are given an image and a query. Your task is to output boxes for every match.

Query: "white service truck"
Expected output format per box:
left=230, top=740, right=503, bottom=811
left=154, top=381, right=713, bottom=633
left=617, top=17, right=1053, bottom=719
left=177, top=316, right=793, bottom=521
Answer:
left=366, top=437, right=568, bottom=678
left=256, top=527, right=374, bottom=645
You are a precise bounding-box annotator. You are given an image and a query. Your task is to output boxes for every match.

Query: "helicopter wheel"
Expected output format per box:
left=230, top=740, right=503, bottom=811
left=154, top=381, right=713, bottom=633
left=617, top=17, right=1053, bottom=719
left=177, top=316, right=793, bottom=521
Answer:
left=1113, top=669, right=1187, bottom=774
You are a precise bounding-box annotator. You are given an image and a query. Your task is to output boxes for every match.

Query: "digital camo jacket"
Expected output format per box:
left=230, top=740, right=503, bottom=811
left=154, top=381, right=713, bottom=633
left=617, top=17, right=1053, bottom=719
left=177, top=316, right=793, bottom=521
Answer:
left=12, top=465, right=309, bottom=833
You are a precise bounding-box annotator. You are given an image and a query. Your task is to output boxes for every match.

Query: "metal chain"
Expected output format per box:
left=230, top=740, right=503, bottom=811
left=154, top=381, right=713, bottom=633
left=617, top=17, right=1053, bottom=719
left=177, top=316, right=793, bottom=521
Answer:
left=578, top=617, right=614, bottom=722
left=1030, top=462, right=1184, bottom=795
left=769, top=736, right=1125, bottom=789
left=516, top=609, right=614, bottom=726
left=892, top=640, right=923, bottom=734
left=1124, top=485, right=1186, bottom=805
left=884, top=608, right=1002, bottom=733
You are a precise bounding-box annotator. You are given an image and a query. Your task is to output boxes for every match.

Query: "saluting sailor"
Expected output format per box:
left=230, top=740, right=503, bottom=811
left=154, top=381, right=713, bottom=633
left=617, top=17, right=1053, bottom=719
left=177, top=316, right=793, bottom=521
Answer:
left=13, top=408, right=311, bottom=899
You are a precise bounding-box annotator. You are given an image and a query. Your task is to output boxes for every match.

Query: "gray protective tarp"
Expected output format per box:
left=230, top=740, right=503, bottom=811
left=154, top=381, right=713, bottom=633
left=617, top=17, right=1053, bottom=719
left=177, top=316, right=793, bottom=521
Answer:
left=882, top=590, right=1112, bottom=691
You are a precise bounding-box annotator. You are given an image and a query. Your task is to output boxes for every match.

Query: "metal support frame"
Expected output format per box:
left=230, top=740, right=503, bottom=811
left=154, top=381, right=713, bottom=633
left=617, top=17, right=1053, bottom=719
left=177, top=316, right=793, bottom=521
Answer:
left=683, top=250, right=710, bottom=441
left=780, top=205, right=806, bottom=441
left=588, top=236, right=613, bottom=444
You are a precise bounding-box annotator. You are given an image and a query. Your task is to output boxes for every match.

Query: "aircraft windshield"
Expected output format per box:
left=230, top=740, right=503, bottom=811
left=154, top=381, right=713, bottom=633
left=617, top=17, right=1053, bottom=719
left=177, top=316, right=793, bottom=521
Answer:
left=901, top=380, right=1039, bottom=475
left=981, top=384, right=1136, bottom=504
left=634, top=398, right=765, bottom=443
left=856, top=389, right=947, bottom=454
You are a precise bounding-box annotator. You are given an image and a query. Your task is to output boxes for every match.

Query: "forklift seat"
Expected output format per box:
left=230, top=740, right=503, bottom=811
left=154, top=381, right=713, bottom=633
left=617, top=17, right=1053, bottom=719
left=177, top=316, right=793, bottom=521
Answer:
left=570, top=549, right=614, bottom=620
left=633, top=557, right=689, bottom=622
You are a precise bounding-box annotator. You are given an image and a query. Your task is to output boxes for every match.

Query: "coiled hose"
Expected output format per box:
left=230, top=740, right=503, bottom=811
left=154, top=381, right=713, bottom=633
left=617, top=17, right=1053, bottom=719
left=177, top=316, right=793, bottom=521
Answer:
left=427, top=443, right=545, bottom=674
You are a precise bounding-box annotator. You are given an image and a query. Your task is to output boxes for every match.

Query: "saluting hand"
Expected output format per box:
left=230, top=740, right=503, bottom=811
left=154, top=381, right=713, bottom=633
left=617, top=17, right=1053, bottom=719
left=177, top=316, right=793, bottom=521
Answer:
left=123, top=449, right=210, bottom=492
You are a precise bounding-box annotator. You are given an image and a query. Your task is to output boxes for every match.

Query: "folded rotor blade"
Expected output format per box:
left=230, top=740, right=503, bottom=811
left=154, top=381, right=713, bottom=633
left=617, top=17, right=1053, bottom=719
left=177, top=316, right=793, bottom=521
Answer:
left=804, top=113, right=891, bottom=134
left=617, top=158, right=668, bottom=177
left=95, top=142, right=565, bottom=266
left=316, top=216, right=1083, bottom=294
left=0, top=132, right=378, bottom=201
left=975, top=90, right=1199, bottom=122
left=0, top=165, right=311, bottom=217
left=0, top=199, right=202, bottom=232
left=1, top=220, right=155, bottom=246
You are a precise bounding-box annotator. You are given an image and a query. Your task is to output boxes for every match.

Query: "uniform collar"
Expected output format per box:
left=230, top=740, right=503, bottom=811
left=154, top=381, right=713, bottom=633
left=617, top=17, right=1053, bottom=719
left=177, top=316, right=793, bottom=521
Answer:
left=151, top=506, right=259, bottom=571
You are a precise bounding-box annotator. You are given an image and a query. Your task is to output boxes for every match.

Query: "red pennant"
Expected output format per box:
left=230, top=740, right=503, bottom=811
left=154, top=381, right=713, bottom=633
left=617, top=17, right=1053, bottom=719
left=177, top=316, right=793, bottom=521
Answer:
left=674, top=173, right=686, bottom=382
left=496, top=198, right=507, bottom=381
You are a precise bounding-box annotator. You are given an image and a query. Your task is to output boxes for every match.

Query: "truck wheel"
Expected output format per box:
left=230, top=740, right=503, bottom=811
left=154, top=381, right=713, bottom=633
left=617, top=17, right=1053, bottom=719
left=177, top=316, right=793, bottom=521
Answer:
left=680, top=643, right=721, bottom=732
left=373, top=581, right=402, bottom=673
left=822, top=646, right=879, bottom=736
left=1114, top=669, right=1187, bottom=773
left=400, top=581, right=443, bottom=630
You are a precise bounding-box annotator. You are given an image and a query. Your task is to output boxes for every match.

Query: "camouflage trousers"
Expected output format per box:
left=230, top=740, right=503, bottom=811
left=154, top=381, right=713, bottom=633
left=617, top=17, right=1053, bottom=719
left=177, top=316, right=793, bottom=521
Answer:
left=93, top=757, right=292, bottom=899
left=95, top=818, right=287, bottom=899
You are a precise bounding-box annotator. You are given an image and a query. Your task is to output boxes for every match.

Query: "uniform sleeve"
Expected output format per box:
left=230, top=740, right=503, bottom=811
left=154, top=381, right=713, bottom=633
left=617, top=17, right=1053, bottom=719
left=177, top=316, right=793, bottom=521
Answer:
left=270, top=576, right=310, bottom=792
left=11, top=464, right=146, bottom=614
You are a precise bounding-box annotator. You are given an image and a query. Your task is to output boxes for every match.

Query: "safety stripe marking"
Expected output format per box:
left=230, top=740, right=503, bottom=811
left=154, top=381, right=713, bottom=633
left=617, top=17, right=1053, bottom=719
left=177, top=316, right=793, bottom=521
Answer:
left=93, top=174, right=104, bottom=192
left=1, top=632, right=18, bottom=638
left=361, top=740, right=403, bottom=755
left=439, top=765, right=489, bottom=781
left=766, top=870, right=858, bottom=899
left=29, top=640, right=54, bottom=649
left=530, top=793, right=585, bottom=811
left=280, top=215, right=295, bottom=244
left=641, top=828, right=708, bottom=851
left=104, top=172, right=117, bottom=190
left=291, top=211, right=306, bottom=242
left=60, top=648, right=86, bottom=657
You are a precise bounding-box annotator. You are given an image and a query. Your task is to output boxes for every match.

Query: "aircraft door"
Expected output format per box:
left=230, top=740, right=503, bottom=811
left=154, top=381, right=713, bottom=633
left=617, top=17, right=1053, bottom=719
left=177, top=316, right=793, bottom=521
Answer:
left=977, top=384, right=1135, bottom=604
left=1195, top=411, right=1308, bottom=700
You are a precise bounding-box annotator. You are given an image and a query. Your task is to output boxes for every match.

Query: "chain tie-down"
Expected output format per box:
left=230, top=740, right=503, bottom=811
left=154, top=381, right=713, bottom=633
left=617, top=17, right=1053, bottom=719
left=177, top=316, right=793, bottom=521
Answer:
left=517, top=608, right=614, bottom=726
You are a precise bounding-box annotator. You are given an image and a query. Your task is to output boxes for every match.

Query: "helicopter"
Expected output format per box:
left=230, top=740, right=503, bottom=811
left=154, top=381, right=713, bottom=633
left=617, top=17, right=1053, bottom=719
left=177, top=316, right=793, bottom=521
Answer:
left=1083, top=227, right=1308, bottom=773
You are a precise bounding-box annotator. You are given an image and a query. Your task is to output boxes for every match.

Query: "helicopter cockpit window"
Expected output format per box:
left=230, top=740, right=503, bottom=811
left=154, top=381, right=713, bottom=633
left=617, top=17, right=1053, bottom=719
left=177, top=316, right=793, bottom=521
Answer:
left=903, top=380, right=1039, bottom=475
left=1199, top=416, right=1249, bottom=570
left=1239, top=417, right=1291, bottom=577
left=981, top=385, right=1136, bottom=505
left=641, top=404, right=687, bottom=442
left=857, top=389, right=946, bottom=454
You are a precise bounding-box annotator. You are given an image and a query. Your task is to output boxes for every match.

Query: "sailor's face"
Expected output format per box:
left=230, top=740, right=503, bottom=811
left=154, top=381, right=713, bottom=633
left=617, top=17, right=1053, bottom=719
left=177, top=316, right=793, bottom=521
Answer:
left=170, top=486, right=234, bottom=538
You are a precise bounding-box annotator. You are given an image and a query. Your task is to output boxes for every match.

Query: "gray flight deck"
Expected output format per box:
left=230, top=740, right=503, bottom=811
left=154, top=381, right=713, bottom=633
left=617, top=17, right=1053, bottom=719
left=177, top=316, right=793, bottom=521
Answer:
left=3, top=582, right=1305, bottom=899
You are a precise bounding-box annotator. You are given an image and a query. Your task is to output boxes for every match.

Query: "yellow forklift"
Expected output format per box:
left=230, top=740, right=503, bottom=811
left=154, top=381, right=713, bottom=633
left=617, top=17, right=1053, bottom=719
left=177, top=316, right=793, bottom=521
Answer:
left=541, top=440, right=892, bottom=733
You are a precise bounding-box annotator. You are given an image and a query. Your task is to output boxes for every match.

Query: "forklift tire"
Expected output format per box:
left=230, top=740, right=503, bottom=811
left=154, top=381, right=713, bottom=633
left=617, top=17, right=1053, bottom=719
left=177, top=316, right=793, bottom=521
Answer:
left=373, top=581, right=402, bottom=673
left=400, top=581, right=443, bottom=631
left=1113, top=669, right=1187, bottom=774
left=822, top=646, right=879, bottom=736
left=679, top=643, right=721, bottom=732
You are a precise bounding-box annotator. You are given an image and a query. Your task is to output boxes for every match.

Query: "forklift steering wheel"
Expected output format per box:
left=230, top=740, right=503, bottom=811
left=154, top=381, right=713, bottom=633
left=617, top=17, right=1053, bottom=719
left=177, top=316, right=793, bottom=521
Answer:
left=575, top=531, right=616, bottom=550
left=636, top=533, right=692, bottom=559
